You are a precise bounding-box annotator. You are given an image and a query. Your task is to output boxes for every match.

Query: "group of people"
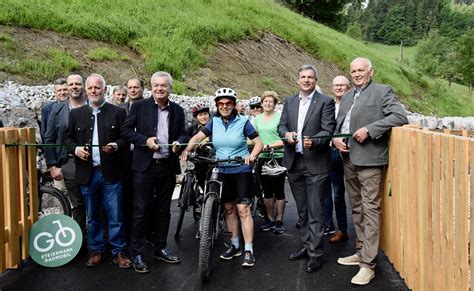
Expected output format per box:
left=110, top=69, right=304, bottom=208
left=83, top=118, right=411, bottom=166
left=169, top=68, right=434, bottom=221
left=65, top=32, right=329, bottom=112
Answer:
left=39, top=56, right=407, bottom=286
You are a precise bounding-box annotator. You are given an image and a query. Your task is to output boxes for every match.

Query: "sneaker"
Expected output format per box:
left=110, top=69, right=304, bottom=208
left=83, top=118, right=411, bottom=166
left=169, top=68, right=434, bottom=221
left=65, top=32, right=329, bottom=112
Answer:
left=220, top=245, right=242, bottom=260
left=260, top=219, right=275, bottom=232
left=242, top=251, right=255, bottom=267
left=351, top=267, right=375, bottom=285
left=273, top=220, right=285, bottom=234
left=337, top=253, right=362, bottom=266
left=324, top=224, right=335, bottom=235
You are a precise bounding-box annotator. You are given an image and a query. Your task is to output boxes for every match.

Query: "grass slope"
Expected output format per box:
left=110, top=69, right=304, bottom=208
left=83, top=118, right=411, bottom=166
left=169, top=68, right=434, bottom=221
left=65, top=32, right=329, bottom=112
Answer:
left=0, top=0, right=471, bottom=116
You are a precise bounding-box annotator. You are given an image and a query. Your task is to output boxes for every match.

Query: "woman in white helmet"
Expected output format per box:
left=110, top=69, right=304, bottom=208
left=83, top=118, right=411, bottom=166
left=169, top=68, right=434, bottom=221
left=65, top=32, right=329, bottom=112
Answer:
left=181, top=88, right=263, bottom=268
left=248, top=96, right=263, bottom=123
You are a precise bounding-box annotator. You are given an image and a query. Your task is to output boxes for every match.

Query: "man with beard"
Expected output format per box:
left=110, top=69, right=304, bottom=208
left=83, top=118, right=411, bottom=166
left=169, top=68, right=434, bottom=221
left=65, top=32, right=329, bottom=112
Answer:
left=44, top=73, right=88, bottom=233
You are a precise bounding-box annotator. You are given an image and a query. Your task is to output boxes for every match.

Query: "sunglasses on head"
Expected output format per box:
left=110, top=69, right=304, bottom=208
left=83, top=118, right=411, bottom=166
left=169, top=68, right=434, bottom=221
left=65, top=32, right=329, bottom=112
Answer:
left=217, top=101, right=234, bottom=107
left=250, top=105, right=261, bottom=109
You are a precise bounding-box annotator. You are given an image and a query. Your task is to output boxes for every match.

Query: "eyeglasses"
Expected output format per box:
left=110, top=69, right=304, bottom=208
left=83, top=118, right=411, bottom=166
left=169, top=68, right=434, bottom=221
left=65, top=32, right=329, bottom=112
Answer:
left=250, top=105, right=261, bottom=110
left=217, top=101, right=234, bottom=107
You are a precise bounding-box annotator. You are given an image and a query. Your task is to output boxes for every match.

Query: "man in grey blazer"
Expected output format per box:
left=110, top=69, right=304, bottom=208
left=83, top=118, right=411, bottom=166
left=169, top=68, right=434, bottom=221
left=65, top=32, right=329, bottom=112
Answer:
left=333, top=57, right=408, bottom=285
left=278, top=64, right=335, bottom=273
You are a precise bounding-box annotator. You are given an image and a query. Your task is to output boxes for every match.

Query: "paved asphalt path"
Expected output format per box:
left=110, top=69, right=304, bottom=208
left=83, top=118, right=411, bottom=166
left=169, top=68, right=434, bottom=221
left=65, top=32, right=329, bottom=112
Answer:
left=0, top=181, right=408, bottom=291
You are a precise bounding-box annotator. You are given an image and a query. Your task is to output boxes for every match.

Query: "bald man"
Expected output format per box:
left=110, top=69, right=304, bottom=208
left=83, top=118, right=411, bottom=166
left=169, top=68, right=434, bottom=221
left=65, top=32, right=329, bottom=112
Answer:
left=333, top=58, right=408, bottom=285
left=323, top=76, right=350, bottom=243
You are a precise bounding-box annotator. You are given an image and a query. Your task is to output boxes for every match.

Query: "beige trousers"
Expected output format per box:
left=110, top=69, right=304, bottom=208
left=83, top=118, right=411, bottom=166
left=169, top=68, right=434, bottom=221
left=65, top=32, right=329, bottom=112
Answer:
left=343, top=157, right=384, bottom=268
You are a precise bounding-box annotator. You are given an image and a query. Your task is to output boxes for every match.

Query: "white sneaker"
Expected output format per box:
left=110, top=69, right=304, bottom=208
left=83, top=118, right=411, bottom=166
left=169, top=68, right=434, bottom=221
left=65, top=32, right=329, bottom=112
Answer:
left=337, top=253, right=362, bottom=266
left=351, top=267, right=375, bottom=285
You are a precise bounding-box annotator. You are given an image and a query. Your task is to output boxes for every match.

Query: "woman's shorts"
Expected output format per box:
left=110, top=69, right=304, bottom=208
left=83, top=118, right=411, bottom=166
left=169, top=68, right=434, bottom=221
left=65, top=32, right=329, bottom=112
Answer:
left=219, top=172, right=254, bottom=205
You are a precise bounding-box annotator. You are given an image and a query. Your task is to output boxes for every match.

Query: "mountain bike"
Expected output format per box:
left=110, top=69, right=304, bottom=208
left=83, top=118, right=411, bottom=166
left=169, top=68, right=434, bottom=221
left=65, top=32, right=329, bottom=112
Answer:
left=196, top=155, right=244, bottom=282
left=175, top=151, right=207, bottom=239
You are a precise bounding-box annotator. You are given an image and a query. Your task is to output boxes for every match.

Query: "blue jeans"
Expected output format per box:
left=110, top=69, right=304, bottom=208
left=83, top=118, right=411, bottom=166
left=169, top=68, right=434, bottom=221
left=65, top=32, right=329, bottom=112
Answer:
left=323, top=148, right=347, bottom=232
left=80, top=168, right=126, bottom=256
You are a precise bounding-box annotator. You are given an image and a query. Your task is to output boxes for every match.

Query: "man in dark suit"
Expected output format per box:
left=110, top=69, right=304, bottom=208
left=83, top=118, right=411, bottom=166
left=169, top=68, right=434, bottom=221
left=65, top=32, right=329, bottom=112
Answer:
left=121, top=71, right=188, bottom=274
left=278, top=64, right=336, bottom=273
left=44, top=74, right=87, bottom=232
left=40, top=78, right=69, bottom=140
left=121, top=78, right=145, bottom=115
left=333, top=57, right=408, bottom=285
left=64, top=73, right=131, bottom=269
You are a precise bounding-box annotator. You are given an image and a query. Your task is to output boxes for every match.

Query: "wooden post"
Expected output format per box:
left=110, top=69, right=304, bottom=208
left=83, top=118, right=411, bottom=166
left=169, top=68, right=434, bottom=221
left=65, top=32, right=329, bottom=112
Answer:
left=17, top=128, right=30, bottom=260
left=3, top=129, right=21, bottom=269
left=27, top=128, right=38, bottom=227
left=454, top=138, right=469, bottom=290
left=470, top=140, right=474, bottom=291
left=432, top=134, right=442, bottom=291
left=399, top=40, right=404, bottom=63
left=0, top=129, right=6, bottom=272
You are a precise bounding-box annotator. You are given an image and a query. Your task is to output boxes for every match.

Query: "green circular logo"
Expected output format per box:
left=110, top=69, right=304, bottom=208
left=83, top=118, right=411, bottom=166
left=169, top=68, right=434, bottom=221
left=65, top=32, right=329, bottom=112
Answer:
left=29, top=214, right=83, bottom=267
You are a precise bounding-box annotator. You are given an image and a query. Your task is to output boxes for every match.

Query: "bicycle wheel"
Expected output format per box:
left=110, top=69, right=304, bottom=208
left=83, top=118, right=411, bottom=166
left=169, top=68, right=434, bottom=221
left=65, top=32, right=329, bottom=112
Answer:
left=198, top=194, right=218, bottom=282
left=175, top=177, right=193, bottom=238
left=39, top=185, right=71, bottom=218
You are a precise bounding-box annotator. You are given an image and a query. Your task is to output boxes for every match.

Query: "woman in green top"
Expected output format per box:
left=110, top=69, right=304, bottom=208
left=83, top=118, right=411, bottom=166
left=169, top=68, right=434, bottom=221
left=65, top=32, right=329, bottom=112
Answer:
left=253, top=91, right=286, bottom=234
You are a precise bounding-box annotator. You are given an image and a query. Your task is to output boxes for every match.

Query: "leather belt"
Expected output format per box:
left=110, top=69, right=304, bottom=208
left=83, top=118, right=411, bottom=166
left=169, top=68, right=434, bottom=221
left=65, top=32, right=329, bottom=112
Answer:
left=93, top=165, right=102, bottom=170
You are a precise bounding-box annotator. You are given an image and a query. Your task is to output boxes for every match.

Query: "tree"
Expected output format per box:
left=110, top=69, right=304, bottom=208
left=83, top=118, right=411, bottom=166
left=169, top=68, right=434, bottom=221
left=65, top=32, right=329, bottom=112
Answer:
left=281, top=0, right=364, bottom=31
left=376, top=4, right=414, bottom=45
left=455, top=28, right=474, bottom=89
left=346, top=22, right=362, bottom=40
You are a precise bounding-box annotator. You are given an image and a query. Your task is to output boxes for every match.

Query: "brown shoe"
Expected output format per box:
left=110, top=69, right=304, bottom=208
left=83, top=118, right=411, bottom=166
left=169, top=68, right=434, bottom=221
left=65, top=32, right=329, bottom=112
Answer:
left=86, top=252, right=102, bottom=267
left=113, top=252, right=132, bottom=269
left=330, top=231, right=348, bottom=243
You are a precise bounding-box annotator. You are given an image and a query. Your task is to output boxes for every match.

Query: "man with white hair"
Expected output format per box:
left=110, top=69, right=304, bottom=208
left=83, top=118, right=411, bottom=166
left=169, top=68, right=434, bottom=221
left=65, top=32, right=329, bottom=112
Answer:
left=121, top=71, right=188, bottom=273
left=333, top=58, right=408, bottom=285
left=64, top=73, right=131, bottom=269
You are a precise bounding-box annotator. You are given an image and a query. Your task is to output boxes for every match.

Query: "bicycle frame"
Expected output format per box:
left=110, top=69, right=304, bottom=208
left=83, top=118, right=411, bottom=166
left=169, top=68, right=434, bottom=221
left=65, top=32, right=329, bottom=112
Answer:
left=200, top=168, right=224, bottom=242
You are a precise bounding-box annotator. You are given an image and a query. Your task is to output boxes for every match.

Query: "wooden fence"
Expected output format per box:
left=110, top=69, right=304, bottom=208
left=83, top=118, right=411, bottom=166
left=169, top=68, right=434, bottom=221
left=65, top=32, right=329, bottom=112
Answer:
left=381, top=126, right=474, bottom=290
left=0, top=128, right=38, bottom=273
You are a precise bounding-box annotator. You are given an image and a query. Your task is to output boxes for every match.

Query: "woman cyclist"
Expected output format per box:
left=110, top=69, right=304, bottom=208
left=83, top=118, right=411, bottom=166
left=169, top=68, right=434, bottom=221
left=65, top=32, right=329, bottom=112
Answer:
left=181, top=88, right=263, bottom=267
left=252, top=91, right=286, bottom=234
left=186, top=103, right=213, bottom=190
left=248, top=96, right=263, bottom=123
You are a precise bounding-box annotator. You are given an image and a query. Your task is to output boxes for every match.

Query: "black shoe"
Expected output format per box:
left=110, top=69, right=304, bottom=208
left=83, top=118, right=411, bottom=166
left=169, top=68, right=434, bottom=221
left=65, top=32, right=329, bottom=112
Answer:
left=324, top=224, right=335, bottom=236
left=220, top=245, right=242, bottom=260
left=260, top=219, right=275, bottom=232
left=242, top=251, right=255, bottom=267
left=305, top=257, right=322, bottom=273
left=132, top=255, right=150, bottom=274
left=154, top=249, right=181, bottom=264
left=296, top=221, right=302, bottom=229
left=288, top=247, right=309, bottom=261
left=273, top=220, right=285, bottom=234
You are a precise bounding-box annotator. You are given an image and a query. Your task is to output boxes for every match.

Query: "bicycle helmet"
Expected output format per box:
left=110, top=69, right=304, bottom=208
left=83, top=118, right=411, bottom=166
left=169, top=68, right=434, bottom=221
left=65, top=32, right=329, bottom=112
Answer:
left=191, top=103, right=210, bottom=117
left=261, top=161, right=287, bottom=177
left=248, top=96, right=261, bottom=107
left=214, top=88, right=237, bottom=103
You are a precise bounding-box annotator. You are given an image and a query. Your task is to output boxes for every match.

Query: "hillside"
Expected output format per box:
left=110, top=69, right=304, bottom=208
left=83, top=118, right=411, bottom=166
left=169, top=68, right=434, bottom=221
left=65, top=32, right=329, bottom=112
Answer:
left=0, top=0, right=472, bottom=116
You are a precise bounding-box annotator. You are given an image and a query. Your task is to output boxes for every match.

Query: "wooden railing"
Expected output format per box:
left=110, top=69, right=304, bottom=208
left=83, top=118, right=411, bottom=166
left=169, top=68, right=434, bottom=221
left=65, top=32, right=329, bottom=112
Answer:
left=0, top=128, right=38, bottom=273
left=381, top=126, right=474, bottom=290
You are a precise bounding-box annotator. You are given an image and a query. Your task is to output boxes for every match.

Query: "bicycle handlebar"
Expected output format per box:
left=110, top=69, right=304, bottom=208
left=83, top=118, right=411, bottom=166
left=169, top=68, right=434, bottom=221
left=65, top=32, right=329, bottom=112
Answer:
left=188, top=152, right=244, bottom=165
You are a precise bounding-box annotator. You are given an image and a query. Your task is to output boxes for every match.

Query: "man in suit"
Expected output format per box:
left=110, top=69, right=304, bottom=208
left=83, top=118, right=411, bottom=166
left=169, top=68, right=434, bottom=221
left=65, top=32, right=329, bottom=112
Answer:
left=121, top=71, right=188, bottom=274
left=41, top=78, right=69, bottom=141
left=278, top=64, right=336, bottom=273
left=333, top=57, right=408, bottom=285
left=44, top=74, right=87, bottom=232
left=323, top=76, right=351, bottom=243
left=64, top=73, right=131, bottom=269
left=121, top=78, right=144, bottom=115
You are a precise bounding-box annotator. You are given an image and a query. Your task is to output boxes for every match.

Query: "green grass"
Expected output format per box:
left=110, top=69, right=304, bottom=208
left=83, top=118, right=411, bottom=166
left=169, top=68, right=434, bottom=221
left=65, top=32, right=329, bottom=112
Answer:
left=87, top=47, right=120, bottom=62
left=0, top=0, right=472, bottom=116
left=366, top=42, right=419, bottom=66
left=0, top=41, right=79, bottom=80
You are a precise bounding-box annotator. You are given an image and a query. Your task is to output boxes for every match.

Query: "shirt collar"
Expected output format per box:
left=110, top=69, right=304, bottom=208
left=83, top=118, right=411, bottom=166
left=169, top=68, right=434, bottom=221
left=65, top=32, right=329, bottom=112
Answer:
left=354, top=80, right=372, bottom=93
left=298, top=89, right=316, bottom=102
left=89, top=100, right=106, bottom=113
left=153, top=98, right=170, bottom=109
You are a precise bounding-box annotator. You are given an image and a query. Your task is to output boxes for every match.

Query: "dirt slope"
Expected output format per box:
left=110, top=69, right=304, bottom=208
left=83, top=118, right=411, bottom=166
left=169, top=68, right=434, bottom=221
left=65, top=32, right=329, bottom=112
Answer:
left=1, top=26, right=342, bottom=98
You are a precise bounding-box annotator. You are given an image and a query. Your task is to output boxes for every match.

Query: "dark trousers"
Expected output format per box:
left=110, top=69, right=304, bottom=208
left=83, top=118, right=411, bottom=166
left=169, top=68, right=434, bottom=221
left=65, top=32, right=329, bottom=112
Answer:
left=287, top=155, right=330, bottom=258
left=323, top=149, right=347, bottom=231
left=62, top=157, right=86, bottom=234
left=131, top=160, right=176, bottom=257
